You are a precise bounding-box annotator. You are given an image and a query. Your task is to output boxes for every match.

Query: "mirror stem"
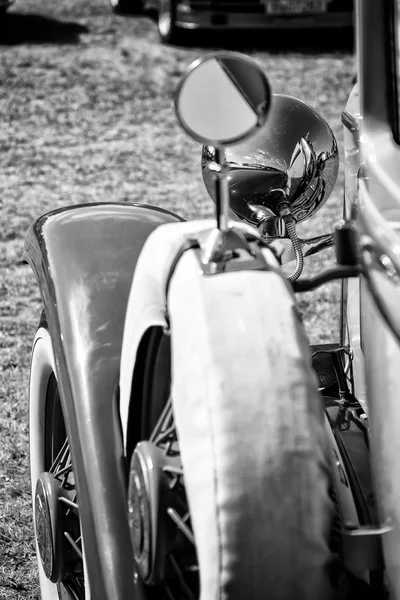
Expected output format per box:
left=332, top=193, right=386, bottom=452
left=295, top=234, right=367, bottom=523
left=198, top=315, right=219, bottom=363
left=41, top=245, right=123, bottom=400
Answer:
left=214, top=147, right=230, bottom=232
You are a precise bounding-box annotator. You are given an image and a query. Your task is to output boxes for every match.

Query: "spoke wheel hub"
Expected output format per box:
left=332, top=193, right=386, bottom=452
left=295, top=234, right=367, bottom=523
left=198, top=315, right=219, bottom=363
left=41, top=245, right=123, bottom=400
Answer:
left=128, top=441, right=180, bottom=585
left=35, top=472, right=64, bottom=583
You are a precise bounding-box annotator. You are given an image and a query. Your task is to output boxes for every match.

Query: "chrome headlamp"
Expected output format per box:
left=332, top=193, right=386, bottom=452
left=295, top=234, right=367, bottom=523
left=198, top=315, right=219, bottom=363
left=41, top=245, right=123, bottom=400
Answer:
left=202, top=93, right=339, bottom=236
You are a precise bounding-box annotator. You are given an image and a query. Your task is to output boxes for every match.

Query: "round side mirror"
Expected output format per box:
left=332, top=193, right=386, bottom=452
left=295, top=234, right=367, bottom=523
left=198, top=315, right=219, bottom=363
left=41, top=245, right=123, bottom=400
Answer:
left=175, top=51, right=271, bottom=147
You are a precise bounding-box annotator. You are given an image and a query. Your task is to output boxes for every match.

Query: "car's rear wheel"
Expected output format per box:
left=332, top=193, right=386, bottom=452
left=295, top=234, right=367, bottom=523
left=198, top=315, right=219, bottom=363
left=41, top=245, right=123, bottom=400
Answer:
left=126, top=329, right=198, bottom=599
left=110, top=0, right=143, bottom=15
left=157, top=0, right=182, bottom=45
left=30, top=319, right=88, bottom=600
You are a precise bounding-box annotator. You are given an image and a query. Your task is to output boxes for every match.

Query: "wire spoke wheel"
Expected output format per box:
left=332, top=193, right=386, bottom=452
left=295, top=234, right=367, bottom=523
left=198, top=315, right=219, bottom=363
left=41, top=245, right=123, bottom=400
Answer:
left=30, top=323, right=87, bottom=600
left=40, top=375, right=85, bottom=600
left=154, top=399, right=198, bottom=599
left=49, top=421, right=84, bottom=599
left=126, top=329, right=199, bottom=600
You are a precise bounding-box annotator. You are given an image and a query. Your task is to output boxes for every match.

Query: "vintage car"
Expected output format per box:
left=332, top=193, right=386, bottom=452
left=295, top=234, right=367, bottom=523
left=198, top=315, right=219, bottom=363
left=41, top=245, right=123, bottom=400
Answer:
left=27, top=0, right=400, bottom=599
left=110, top=0, right=354, bottom=44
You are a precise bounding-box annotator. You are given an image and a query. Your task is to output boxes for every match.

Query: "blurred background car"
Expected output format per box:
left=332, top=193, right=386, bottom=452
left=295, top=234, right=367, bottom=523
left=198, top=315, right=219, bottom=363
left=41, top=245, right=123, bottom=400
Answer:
left=110, top=0, right=354, bottom=45
left=1, top=0, right=15, bottom=11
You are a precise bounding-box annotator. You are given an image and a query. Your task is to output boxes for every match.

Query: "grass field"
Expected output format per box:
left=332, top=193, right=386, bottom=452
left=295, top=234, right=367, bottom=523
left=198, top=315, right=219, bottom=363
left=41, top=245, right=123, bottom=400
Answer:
left=0, top=2, right=354, bottom=597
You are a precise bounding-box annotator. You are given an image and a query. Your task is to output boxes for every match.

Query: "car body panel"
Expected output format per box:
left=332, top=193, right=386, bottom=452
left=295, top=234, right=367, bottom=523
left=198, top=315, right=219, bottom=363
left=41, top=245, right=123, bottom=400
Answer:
left=24, top=202, right=183, bottom=600
left=348, top=1, right=400, bottom=594
left=143, top=0, right=353, bottom=30
left=342, top=84, right=368, bottom=413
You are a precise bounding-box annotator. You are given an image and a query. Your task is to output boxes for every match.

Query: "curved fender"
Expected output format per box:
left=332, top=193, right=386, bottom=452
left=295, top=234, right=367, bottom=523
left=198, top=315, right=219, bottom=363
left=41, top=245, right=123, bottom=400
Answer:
left=24, top=202, right=183, bottom=600
left=119, top=219, right=279, bottom=450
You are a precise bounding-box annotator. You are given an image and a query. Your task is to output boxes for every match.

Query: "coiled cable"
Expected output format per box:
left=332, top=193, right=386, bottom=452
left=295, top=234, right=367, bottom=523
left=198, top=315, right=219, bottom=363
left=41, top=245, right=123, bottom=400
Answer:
left=284, top=217, right=304, bottom=281
left=275, top=194, right=304, bottom=282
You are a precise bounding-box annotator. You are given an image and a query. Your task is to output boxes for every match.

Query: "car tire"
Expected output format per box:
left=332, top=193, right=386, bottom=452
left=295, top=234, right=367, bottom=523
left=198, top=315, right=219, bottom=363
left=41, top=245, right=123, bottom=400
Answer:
left=30, top=317, right=89, bottom=599
left=126, top=261, right=341, bottom=599
left=110, top=0, right=143, bottom=15
left=157, top=0, right=182, bottom=45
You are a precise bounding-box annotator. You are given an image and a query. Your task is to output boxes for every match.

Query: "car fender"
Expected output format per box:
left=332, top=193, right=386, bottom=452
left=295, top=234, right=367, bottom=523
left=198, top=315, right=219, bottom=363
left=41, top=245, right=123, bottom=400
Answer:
left=24, top=201, right=183, bottom=600
left=119, top=219, right=278, bottom=451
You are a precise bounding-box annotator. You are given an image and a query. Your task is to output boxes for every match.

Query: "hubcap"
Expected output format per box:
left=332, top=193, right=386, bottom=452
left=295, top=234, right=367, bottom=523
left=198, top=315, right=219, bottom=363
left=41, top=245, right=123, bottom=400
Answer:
left=35, top=436, right=84, bottom=598
left=35, top=473, right=64, bottom=583
left=128, top=441, right=179, bottom=584
left=128, top=399, right=199, bottom=598
left=129, top=445, right=153, bottom=581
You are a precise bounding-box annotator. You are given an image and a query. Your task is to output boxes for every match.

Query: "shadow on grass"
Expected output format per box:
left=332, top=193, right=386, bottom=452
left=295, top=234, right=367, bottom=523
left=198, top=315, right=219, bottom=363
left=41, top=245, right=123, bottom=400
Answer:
left=0, top=12, right=89, bottom=45
left=172, top=26, right=354, bottom=54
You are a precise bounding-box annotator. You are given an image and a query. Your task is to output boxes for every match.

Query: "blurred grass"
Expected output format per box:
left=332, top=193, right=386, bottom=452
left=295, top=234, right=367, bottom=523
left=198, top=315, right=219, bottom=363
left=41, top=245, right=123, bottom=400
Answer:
left=0, top=1, right=354, bottom=597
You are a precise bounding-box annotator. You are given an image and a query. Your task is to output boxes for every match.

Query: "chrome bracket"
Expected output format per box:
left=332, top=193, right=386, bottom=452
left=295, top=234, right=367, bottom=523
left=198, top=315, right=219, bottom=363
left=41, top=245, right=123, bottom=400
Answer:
left=163, top=228, right=272, bottom=332
left=198, top=227, right=270, bottom=276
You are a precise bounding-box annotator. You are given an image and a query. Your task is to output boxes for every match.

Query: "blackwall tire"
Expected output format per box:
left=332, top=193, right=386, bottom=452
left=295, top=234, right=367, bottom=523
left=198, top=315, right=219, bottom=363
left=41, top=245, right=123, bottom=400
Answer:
left=157, top=0, right=182, bottom=45
left=30, top=320, right=89, bottom=600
